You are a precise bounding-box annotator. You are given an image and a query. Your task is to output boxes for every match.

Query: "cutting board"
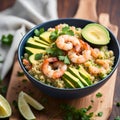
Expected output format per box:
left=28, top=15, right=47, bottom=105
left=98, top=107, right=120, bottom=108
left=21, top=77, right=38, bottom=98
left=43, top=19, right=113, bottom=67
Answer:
left=6, top=0, right=119, bottom=120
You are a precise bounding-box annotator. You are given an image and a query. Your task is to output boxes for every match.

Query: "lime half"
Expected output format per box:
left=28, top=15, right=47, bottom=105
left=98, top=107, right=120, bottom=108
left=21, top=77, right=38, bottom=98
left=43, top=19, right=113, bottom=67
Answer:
left=18, top=91, right=44, bottom=120
left=0, top=95, right=12, bottom=118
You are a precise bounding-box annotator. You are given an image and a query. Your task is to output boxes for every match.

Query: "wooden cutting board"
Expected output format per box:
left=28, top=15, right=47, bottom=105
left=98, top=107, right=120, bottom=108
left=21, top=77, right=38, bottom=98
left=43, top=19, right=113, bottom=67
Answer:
left=6, top=0, right=119, bottom=120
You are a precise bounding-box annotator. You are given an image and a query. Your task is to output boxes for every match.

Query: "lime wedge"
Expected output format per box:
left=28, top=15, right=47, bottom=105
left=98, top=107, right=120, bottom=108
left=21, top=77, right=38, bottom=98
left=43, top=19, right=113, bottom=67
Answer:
left=0, top=94, right=12, bottom=118
left=18, top=91, right=44, bottom=120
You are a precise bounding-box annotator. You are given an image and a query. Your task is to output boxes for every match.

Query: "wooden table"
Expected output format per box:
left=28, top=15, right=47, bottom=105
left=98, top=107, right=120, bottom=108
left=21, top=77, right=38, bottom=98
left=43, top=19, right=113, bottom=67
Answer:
left=0, top=0, right=120, bottom=119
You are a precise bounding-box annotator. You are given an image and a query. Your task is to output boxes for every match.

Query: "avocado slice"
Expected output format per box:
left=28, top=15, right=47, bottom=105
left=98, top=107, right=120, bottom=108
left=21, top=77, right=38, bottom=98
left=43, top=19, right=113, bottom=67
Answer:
left=26, top=37, right=49, bottom=49
left=62, top=76, right=75, bottom=88
left=40, top=31, right=51, bottom=43
left=33, top=36, right=50, bottom=46
left=68, top=67, right=90, bottom=86
left=78, top=65, right=92, bottom=85
left=81, top=23, right=110, bottom=45
left=63, top=71, right=84, bottom=88
left=25, top=47, right=46, bottom=55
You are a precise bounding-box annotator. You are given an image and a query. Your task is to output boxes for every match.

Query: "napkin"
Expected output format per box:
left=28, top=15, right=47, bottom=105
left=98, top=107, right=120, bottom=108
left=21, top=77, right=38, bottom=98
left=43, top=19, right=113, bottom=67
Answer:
left=0, top=0, right=58, bottom=79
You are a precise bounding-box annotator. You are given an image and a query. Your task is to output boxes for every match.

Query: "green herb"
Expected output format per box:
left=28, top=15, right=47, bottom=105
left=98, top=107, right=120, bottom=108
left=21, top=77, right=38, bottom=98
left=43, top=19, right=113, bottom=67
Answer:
left=22, top=79, right=28, bottom=83
left=17, top=71, right=24, bottom=77
left=35, top=53, right=43, bottom=60
left=91, top=100, right=94, bottom=103
left=116, top=102, right=120, bottom=107
left=61, top=26, right=74, bottom=36
left=60, top=104, right=93, bottom=120
left=46, top=44, right=64, bottom=57
left=34, top=28, right=45, bottom=36
left=58, top=55, right=70, bottom=64
left=0, top=86, right=7, bottom=95
left=49, top=30, right=59, bottom=41
left=1, top=34, right=13, bottom=46
left=12, top=100, right=18, bottom=109
left=96, top=92, right=102, bottom=98
left=114, top=116, right=120, bottom=120
left=97, top=112, right=103, bottom=117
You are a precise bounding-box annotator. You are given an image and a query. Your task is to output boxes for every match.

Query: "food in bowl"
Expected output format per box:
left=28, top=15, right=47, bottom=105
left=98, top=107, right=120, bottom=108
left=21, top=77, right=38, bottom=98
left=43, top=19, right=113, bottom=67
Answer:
left=22, top=23, right=115, bottom=89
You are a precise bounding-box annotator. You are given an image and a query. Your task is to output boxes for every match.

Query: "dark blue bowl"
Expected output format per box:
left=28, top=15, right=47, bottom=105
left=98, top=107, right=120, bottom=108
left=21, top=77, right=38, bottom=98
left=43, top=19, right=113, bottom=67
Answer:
left=18, top=18, right=120, bottom=99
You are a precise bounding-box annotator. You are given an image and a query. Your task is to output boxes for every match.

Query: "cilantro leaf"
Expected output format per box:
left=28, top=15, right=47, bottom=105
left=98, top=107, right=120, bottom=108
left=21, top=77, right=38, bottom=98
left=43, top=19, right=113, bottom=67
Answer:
left=58, top=55, right=70, bottom=64
left=35, top=53, right=43, bottom=60
left=1, top=34, right=13, bottom=46
left=34, top=28, right=45, bottom=36
left=46, top=44, right=64, bottom=57
left=96, top=92, right=102, bottom=98
left=49, top=30, right=59, bottom=41
left=97, top=112, right=103, bottom=117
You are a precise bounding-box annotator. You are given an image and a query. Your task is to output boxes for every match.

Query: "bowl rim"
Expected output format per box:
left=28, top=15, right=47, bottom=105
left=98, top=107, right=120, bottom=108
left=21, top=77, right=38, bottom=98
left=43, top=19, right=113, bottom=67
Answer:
left=18, top=18, right=120, bottom=91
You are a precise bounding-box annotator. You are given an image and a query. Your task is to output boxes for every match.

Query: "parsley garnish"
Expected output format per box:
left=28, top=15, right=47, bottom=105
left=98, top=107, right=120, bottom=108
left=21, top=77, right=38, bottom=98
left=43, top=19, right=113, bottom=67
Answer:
left=97, top=112, right=103, bottom=117
left=46, top=44, right=64, bottom=57
left=58, top=55, right=70, bottom=64
left=49, top=26, right=74, bottom=41
left=34, top=28, right=45, bottom=36
left=115, top=116, right=120, bottom=120
left=116, top=102, right=120, bottom=107
left=1, top=34, right=13, bottom=46
left=96, top=92, right=102, bottom=98
left=17, top=71, right=24, bottom=77
left=35, top=53, right=43, bottom=60
left=60, top=104, right=93, bottom=120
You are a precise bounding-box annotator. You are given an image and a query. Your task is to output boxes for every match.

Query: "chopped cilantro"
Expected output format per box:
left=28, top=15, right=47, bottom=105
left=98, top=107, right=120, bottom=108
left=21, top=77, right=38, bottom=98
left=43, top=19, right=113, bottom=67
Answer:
left=49, top=30, right=59, bottom=41
left=46, top=44, right=64, bottom=57
left=1, top=34, right=13, bottom=46
left=17, top=71, right=24, bottom=77
left=97, top=112, right=103, bottom=117
left=96, top=92, right=102, bottom=98
left=58, top=55, right=70, bottom=64
left=34, top=28, right=45, bottom=36
left=115, top=116, right=120, bottom=120
left=0, top=85, right=7, bottom=95
left=22, top=79, right=28, bottom=83
left=35, top=53, right=43, bottom=60
left=12, top=100, right=18, bottom=109
left=60, top=104, right=93, bottom=120
left=116, top=102, right=120, bottom=107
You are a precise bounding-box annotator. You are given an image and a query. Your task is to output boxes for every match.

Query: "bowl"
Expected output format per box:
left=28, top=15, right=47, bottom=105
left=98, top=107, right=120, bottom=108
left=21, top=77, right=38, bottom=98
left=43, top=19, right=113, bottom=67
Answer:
left=18, top=18, right=120, bottom=99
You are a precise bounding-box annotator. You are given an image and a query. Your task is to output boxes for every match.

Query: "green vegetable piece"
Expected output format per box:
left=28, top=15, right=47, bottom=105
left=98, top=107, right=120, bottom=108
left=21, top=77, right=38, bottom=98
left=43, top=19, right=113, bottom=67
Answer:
left=97, top=112, right=103, bottom=117
left=35, top=53, right=43, bottom=60
left=49, top=30, right=59, bottom=41
left=81, top=23, right=110, bottom=45
left=1, top=34, right=13, bottom=46
left=96, top=92, right=102, bottom=98
left=116, top=102, right=120, bottom=107
left=58, top=55, right=70, bottom=64
left=34, top=28, right=45, bottom=36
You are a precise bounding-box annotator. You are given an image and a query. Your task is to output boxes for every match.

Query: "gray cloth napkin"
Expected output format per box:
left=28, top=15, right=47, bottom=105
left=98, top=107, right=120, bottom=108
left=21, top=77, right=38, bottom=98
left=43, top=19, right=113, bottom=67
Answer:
left=0, top=0, right=58, bottom=79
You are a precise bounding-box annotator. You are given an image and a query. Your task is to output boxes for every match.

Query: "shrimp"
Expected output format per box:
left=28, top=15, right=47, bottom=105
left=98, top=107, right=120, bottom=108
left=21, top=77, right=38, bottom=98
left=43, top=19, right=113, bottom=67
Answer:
left=95, top=59, right=110, bottom=70
left=68, top=40, right=92, bottom=64
left=23, top=59, right=32, bottom=70
left=41, top=57, right=67, bottom=79
left=55, top=35, right=81, bottom=52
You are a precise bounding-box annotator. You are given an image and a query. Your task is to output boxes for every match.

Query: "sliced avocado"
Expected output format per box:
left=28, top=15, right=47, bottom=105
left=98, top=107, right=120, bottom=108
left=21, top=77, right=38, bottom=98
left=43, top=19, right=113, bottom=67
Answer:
left=68, top=67, right=90, bottom=86
left=29, top=54, right=38, bottom=65
left=33, top=36, right=50, bottom=46
left=63, top=71, right=84, bottom=88
left=81, top=23, right=110, bottom=45
left=26, top=37, right=49, bottom=49
left=78, top=65, right=92, bottom=85
left=40, top=31, right=51, bottom=43
left=25, top=47, right=46, bottom=55
left=62, top=76, right=75, bottom=88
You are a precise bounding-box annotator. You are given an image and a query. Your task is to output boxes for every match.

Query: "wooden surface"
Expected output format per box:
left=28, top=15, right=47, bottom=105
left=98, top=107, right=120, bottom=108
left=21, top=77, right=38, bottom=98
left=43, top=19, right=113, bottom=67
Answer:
left=0, top=0, right=120, bottom=120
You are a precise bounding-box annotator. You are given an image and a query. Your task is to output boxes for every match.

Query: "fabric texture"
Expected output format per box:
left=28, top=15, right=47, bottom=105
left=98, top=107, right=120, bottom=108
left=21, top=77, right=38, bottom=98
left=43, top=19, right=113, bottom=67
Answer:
left=0, top=0, right=58, bottom=79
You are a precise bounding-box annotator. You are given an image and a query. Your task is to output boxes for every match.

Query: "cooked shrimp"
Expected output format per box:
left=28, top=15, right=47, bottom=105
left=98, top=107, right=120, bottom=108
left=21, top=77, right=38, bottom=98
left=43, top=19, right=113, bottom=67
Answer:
left=41, top=57, right=67, bottom=79
left=68, top=49, right=91, bottom=64
left=91, top=48, right=101, bottom=59
left=68, top=40, right=92, bottom=64
left=56, top=35, right=81, bottom=52
left=23, top=59, right=32, bottom=70
left=95, top=59, right=110, bottom=70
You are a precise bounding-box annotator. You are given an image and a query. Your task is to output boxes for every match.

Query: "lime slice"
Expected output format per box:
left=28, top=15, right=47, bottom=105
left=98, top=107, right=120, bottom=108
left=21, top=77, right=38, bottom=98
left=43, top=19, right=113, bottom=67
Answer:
left=18, top=91, right=44, bottom=120
left=0, top=94, right=12, bottom=118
